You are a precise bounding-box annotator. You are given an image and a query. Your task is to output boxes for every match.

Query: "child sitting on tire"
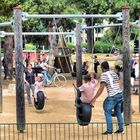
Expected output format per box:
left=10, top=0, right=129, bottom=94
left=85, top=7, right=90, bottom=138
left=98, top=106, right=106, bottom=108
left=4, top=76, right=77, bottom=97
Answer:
left=34, top=74, right=47, bottom=102
left=77, top=74, right=96, bottom=105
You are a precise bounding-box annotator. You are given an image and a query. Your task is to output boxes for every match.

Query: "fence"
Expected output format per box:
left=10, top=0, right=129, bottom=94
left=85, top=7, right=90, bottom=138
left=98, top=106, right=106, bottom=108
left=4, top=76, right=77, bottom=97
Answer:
left=0, top=122, right=140, bottom=140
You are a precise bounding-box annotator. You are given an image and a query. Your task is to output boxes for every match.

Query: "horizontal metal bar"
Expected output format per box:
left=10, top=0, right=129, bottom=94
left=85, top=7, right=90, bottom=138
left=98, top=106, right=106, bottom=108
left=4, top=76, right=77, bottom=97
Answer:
left=0, top=22, right=12, bottom=27
left=0, top=31, right=75, bottom=37
left=82, top=23, right=122, bottom=30
left=25, top=14, right=121, bottom=19
left=130, top=23, right=140, bottom=28
left=130, top=20, right=140, bottom=28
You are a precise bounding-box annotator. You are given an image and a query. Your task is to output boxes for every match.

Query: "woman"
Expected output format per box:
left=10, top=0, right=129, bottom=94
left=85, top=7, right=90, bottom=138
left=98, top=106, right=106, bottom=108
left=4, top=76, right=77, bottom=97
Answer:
left=82, top=61, right=89, bottom=75
left=41, top=60, right=54, bottom=85
left=24, top=64, right=36, bottom=106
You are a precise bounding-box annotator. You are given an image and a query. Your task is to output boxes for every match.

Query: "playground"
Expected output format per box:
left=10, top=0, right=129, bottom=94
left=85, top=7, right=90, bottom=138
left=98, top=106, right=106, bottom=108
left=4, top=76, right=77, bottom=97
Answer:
left=0, top=5, right=140, bottom=139
left=0, top=56, right=140, bottom=139
left=1, top=54, right=140, bottom=123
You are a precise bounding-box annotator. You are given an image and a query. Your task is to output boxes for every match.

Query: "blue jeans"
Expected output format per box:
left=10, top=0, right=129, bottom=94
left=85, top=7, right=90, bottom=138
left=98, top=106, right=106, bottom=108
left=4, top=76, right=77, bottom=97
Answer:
left=103, top=93, right=124, bottom=133
left=42, top=70, right=52, bottom=84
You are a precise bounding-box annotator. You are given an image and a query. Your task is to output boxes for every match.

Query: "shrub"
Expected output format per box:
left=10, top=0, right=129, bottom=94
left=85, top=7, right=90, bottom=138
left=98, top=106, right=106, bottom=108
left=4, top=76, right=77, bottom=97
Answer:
left=25, top=43, right=36, bottom=50
left=66, top=42, right=75, bottom=49
left=94, top=40, right=112, bottom=53
left=82, top=42, right=88, bottom=49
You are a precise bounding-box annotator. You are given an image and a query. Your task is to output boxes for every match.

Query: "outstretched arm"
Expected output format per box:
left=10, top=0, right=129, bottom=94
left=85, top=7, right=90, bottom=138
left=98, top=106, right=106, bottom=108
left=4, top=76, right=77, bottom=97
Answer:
left=91, top=83, right=105, bottom=105
left=45, top=63, right=54, bottom=69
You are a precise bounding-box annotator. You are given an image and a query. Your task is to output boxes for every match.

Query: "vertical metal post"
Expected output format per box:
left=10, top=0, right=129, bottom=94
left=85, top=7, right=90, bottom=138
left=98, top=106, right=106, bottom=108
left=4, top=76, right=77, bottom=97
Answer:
left=13, top=6, right=25, bottom=132
left=138, top=16, right=140, bottom=113
left=76, top=23, right=82, bottom=96
left=122, top=7, right=131, bottom=123
left=0, top=38, right=2, bottom=113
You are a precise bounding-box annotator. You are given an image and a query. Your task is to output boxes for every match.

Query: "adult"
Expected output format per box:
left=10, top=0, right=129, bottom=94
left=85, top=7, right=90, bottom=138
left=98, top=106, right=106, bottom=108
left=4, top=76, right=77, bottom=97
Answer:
left=133, top=55, right=139, bottom=93
left=24, top=64, right=36, bottom=106
left=82, top=61, right=89, bottom=75
left=41, top=60, right=54, bottom=84
left=91, top=61, right=124, bottom=135
left=93, top=55, right=100, bottom=73
left=2, top=57, right=8, bottom=80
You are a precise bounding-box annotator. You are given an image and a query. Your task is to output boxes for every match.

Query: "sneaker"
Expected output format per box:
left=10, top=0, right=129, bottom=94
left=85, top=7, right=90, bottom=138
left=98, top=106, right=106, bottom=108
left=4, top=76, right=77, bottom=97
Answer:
left=102, top=131, right=113, bottom=135
left=114, top=130, right=124, bottom=134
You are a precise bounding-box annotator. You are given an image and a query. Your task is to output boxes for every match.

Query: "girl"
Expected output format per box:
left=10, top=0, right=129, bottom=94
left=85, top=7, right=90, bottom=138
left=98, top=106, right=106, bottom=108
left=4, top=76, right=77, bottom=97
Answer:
left=78, top=74, right=96, bottom=104
left=34, top=74, right=47, bottom=102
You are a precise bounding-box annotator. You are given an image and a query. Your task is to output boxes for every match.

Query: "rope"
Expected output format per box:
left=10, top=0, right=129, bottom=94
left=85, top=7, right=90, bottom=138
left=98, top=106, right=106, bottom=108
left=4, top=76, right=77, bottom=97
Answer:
left=91, top=18, right=94, bottom=72
left=53, top=18, right=74, bottom=81
left=109, top=26, right=121, bottom=54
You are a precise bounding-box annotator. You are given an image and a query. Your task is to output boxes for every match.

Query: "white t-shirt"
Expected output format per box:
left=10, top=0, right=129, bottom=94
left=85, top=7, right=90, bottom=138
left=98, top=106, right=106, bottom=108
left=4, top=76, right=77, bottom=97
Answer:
left=100, top=71, right=122, bottom=96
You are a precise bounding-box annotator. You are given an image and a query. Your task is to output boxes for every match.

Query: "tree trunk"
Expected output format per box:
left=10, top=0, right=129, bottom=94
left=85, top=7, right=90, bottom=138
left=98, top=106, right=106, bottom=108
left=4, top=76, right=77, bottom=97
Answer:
left=85, top=18, right=95, bottom=53
left=4, top=36, right=13, bottom=80
left=48, top=22, right=57, bottom=73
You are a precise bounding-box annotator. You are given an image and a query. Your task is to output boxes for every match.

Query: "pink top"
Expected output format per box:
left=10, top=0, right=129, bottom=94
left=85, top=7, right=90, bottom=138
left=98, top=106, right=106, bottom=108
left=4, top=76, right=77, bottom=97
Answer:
left=34, top=81, right=44, bottom=93
left=79, top=82, right=95, bottom=103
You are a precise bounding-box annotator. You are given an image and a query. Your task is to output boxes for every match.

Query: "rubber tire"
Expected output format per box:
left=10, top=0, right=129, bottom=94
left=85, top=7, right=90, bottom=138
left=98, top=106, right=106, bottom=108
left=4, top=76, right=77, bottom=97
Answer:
left=76, top=103, right=92, bottom=126
left=111, top=102, right=123, bottom=117
left=34, top=91, right=45, bottom=110
left=54, top=75, right=67, bottom=87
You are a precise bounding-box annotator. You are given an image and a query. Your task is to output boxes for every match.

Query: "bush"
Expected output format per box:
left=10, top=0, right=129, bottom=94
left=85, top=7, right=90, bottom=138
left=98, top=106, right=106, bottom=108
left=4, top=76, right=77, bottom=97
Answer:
left=25, top=43, right=36, bottom=50
left=82, top=42, right=88, bottom=49
left=66, top=42, right=75, bottom=49
left=94, top=40, right=112, bottom=53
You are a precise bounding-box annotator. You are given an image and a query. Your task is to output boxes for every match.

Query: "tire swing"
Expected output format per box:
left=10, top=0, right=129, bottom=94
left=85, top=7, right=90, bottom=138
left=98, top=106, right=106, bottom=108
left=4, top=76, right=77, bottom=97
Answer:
left=111, top=102, right=123, bottom=117
left=34, top=91, right=45, bottom=110
left=74, top=85, right=92, bottom=126
left=76, top=101, right=92, bottom=126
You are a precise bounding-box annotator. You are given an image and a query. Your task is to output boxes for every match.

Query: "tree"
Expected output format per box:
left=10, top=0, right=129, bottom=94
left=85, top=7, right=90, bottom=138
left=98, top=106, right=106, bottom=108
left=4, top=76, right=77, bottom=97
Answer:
left=69, top=0, right=112, bottom=53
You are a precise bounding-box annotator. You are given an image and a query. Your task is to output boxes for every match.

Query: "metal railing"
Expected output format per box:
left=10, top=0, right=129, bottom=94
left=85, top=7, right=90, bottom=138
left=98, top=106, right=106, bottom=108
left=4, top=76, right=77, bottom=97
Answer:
left=0, top=122, right=140, bottom=140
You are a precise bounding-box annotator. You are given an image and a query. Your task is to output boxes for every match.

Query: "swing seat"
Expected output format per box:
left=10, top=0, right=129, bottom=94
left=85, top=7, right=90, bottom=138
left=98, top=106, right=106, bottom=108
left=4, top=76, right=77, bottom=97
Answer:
left=111, top=102, right=123, bottom=117
left=76, top=103, right=92, bottom=126
left=34, top=91, right=45, bottom=110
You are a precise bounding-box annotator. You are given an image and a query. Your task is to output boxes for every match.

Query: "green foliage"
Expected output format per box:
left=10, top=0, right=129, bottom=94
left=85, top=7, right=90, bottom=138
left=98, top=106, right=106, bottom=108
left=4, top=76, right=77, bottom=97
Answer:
left=82, top=42, right=88, bottom=49
left=94, top=40, right=112, bottom=53
left=66, top=42, right=75, bottom=49
left=25, top=43, right=36, bottom=50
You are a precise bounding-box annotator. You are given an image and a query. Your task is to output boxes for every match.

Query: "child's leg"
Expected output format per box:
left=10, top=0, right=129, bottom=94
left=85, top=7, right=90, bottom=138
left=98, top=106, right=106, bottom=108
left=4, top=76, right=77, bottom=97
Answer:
left=43, top=91, right=48, bottom=99
left=34, top=90, right=37, bottom=102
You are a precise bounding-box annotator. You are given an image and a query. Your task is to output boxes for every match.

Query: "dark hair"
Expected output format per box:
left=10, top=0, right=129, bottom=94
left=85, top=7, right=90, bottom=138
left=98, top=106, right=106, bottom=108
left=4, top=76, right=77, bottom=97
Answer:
left=90, top=72, right=96, bottom=79
left=27, top=63, right=32, bottom=67
left=101, top=61, right=109, bottom=70
left=84, top=74, right=91, bottom=82
left=115, top=65, right=121, bottom=71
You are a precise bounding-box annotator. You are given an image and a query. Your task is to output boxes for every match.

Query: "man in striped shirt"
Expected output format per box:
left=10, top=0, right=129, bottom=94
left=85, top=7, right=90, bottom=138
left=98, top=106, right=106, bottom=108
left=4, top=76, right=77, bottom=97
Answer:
left=91, top=61, right=124, bottom=135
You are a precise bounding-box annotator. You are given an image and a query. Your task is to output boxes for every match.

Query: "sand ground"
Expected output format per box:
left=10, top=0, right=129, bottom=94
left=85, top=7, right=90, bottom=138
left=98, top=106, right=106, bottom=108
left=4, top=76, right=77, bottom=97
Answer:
left=0, top=54, right=139, bottom=139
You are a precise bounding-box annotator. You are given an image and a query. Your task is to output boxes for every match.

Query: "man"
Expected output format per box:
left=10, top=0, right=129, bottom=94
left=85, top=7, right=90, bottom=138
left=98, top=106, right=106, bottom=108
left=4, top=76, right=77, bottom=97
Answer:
left=91, top=61, right=124, bottom=135
left=2, top=57, right=8, bottom=80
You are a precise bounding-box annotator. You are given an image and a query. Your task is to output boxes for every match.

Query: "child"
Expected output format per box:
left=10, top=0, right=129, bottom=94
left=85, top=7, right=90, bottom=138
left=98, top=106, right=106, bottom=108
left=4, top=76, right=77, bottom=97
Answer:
left=93, top=55, right=100, bottom=73
left=77, top=74, right=96, bottom=104
left=34, top=73, right=47, bottom=102
left=90, top=72, right=98, bottom=85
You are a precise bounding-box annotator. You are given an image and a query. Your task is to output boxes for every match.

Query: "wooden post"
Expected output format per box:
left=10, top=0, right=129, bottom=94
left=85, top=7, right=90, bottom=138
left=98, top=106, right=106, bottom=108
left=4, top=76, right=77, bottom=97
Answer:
left=76, top=23, right=82, bottom=96
left=122, top=7, right=131, bottom=123
left=13, top=6, right=25, bottom=132
left=138, top=16, right=140, bottom=113
left=0, top=38, right=2, bottom=113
